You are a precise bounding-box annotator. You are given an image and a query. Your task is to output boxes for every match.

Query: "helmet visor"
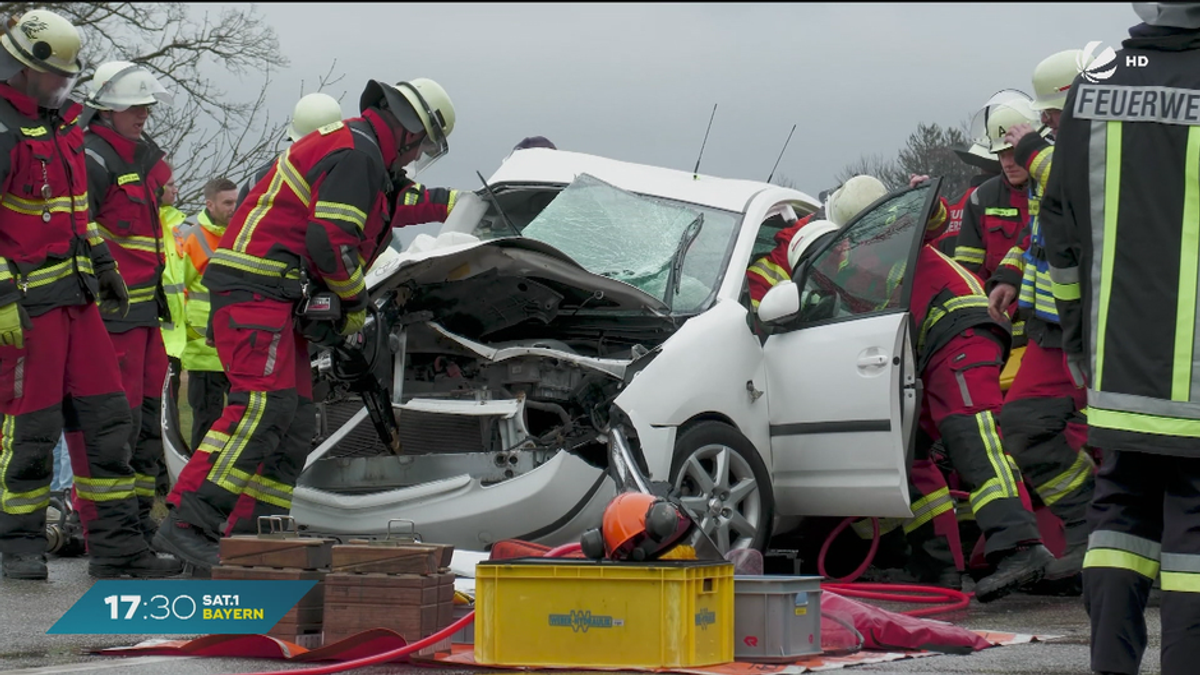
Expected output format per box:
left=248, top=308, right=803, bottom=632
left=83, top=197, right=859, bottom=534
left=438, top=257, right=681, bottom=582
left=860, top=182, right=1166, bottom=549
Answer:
left=30, top=69, right=78, bottom=110
left=397, top=81, right=448, bottom=175
left=88, top=65, right=173, bottom=111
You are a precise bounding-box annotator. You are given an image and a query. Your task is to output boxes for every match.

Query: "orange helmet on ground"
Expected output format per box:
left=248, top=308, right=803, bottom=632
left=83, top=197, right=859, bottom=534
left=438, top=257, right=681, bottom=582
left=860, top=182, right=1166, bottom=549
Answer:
left=583, top=492, right=694, bottom=561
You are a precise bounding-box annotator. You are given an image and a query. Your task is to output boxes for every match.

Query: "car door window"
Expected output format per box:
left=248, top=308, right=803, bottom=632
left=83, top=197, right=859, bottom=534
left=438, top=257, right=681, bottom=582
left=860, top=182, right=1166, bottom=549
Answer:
left=797, top=187, right=929, bottom=323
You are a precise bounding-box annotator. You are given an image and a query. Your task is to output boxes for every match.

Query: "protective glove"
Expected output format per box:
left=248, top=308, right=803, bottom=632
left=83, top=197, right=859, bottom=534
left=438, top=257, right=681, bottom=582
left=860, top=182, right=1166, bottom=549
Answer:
left=96, top=268, right=130, bottom=317
left=0, top=301, right=31, bottom=349
left=339, top=308, right=367, bottom=336
left=298, top=318, right=343, bottom=348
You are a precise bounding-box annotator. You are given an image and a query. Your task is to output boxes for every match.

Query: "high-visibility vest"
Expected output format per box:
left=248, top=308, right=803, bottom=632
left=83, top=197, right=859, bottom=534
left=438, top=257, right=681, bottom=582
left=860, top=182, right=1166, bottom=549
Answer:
left=180, top=210, right=225, bottom=372
left=160, top=205, right=192, bottom=359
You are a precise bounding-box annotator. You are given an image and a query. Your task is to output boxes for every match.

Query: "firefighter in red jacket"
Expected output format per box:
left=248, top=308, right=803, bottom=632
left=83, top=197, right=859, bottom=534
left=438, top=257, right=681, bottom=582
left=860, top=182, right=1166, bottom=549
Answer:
left=82, top=60, right=175, bottom=546
left=156, top=77, right=457, bottom=570
left=0, top=9, right=180, bottom=580
left=783, top=182, right=1054, bottom=602
left=955, top=92, right=1044, bottom=282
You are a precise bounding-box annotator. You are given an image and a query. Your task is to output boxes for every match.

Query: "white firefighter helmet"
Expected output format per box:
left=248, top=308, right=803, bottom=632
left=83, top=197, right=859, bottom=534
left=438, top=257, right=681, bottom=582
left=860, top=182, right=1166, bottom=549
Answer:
left=0, top=9, right=82, bottom=109
left=787, top=219, right=840, bottom=273
left=359, top=77, right=455, bottom=174
left=85, top=60, right=173, bottom=111
left=288, top=92, right=342, bottom=141
left=1031, top=49, right=1091, bottom=111
left=826, top=175, right=888, bottom=227
left=969, top=90, right=1045, bottom=154
left=1, top=9, right=81, bottom=77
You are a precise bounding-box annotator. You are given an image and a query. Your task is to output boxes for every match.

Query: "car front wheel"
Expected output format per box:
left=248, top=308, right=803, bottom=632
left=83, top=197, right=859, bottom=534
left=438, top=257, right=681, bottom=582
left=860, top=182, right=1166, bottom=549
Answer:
left=669, top=421, right=774, bottom=554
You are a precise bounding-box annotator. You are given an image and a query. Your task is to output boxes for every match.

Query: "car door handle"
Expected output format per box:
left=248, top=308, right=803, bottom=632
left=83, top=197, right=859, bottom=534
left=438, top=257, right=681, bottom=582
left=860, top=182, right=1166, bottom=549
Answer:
left=857, top=354, right=888, bottom=367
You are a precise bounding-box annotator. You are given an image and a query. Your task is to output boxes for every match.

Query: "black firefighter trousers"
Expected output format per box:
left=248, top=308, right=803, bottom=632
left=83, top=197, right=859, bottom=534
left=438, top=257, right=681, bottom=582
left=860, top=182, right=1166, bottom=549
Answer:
left=1084, top=448, right=1200, bottom=675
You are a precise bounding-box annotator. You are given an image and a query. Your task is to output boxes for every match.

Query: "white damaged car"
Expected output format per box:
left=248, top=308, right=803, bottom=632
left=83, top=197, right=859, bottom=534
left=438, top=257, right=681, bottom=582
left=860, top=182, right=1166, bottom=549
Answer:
left=163, top=148, right=939, bottom=553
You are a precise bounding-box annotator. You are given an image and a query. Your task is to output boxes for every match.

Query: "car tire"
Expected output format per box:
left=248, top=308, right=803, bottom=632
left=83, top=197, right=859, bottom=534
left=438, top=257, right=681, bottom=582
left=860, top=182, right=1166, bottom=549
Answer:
left=669, top=421, right=774, bottom=554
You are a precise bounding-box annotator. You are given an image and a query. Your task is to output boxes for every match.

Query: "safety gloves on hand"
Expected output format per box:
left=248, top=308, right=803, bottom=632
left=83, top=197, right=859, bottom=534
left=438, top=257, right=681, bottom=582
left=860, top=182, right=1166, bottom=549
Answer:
left=340, top=308, right=366, bottom=336
left=0, top=301, right=31, bottom=349
left=96, top=268, right=130, bottom=317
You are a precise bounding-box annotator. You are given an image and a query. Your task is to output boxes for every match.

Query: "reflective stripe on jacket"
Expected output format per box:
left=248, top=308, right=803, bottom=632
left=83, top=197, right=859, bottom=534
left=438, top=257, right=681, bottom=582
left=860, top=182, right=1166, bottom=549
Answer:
left=1042, top=29, right=1200, bottom=456
left=84, top=123, right=169, bottom=332
left=392, top=178, right=460, bottom=228
left=0, top=83, right=114, bottom=316
left=203, top=111, right=397, bottom=311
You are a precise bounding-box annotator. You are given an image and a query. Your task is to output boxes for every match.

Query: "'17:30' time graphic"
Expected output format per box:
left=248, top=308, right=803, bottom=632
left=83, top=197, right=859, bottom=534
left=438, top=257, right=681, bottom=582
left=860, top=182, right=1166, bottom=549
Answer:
left=104, top=593, right=262, bottom=621
left=49, top=581, right=317, bottom=634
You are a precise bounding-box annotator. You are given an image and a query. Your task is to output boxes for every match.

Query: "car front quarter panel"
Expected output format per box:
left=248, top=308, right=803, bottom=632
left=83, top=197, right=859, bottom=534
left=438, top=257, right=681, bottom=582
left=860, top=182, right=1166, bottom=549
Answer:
left=613, top=299, right=770, bottom=480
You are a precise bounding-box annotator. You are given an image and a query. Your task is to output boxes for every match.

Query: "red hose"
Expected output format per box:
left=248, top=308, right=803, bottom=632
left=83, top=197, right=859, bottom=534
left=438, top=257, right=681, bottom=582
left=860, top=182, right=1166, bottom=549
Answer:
left=816, top=508, right=975, bottom=618
left=229, top=541, right=582, bottom=675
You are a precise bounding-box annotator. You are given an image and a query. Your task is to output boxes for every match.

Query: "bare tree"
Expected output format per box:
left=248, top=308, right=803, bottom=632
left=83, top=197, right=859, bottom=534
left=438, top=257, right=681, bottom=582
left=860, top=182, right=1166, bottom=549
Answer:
left=0, top=2, right=314, bottom=212
left=838, top=121, right=980, bottom=202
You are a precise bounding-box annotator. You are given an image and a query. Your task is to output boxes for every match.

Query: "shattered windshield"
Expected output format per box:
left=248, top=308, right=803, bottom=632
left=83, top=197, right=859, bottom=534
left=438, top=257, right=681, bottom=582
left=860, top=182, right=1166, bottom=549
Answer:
left=476, top=174, right=741, bottom=313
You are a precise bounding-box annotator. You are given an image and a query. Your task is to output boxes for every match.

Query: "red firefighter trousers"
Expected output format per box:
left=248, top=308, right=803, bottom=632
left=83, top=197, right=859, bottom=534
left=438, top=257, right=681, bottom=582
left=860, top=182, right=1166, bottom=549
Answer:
left=0, top=304, right=148, bottom=559
left=915, top=330, right=1041, bottom=560
left=1000, top=339, right=1094, bottom=545
left=106, top=326, right=169, bottom=538
left=168, top=296, right=316, bottom=538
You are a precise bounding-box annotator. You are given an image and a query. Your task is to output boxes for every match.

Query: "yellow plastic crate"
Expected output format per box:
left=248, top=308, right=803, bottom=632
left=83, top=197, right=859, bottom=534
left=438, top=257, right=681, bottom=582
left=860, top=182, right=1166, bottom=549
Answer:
left=475, top=558, right=734, bottom=668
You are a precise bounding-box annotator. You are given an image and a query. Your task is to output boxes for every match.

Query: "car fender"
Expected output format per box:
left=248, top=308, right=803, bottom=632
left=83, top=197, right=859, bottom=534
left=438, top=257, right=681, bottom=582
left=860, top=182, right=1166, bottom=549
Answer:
left=614, top=298, right=769, bottom=480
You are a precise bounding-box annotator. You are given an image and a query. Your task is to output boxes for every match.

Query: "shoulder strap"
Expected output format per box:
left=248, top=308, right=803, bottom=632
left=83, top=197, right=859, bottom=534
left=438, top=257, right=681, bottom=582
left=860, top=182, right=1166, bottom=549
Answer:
left=84, top=133, right=134, bottom=175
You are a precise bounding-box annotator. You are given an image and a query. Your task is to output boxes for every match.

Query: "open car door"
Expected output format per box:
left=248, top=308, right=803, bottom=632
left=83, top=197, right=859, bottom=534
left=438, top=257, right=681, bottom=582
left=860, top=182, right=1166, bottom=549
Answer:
left=762, top=181, right=940, bottom=518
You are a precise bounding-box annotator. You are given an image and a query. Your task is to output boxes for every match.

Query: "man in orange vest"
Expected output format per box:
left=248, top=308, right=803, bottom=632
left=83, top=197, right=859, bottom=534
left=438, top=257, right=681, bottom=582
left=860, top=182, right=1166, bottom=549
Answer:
left=180, top=178, right=237, bottom=451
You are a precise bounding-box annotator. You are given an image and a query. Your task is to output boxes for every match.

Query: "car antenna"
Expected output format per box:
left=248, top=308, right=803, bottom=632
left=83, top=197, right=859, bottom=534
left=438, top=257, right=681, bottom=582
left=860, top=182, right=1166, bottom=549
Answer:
left=766, top=123, right=797, bottom=184
left=692, top=103, right=717, bottom=180
left=475, top=170, right=521, bottom=237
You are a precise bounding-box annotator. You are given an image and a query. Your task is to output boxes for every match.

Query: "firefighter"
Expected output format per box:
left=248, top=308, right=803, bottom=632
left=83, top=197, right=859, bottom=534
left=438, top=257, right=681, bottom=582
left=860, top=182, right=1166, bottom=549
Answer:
left=787, top=182, right=1052, bottom=600
left=986, top=51, right=1098, bottom=584
left=235, top=92, right=343, bottom=210
left=82, top=60, right=176, bottom=546
left=156, top=77, right=457, bottom=570
left=936, top=141, right=1002, bottom=257
left=955, top=92, right=1044, bottom=282
left=180, top=178, right=238, bottom=452
left=1041, top=4, right=1200, bottom=671
left=746, top=174, right=886, bottom=310
left=0, top=9, right=179, bottom=580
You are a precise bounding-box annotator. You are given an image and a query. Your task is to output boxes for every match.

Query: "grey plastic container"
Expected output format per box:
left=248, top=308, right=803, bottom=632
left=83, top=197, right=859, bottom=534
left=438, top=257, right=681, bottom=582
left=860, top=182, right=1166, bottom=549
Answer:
left=733, top=575, right=823, bottom=662
left=451, top=604, right=474, bottom=644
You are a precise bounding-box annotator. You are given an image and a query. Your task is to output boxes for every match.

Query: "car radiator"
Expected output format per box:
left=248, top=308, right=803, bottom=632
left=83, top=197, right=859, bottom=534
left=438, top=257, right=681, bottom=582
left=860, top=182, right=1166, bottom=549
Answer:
left=317, top=398, right=492, bottom=457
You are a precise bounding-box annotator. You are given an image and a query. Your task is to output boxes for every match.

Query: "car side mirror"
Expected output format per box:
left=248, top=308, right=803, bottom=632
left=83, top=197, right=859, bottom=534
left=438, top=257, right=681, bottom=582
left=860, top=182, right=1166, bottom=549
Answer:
left=758, top=280, right=801, bottom=324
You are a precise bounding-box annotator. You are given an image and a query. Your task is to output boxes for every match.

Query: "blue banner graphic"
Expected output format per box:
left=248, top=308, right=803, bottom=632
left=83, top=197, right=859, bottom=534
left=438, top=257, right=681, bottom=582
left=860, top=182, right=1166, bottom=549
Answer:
left=47, top=580, right=317, bottom=634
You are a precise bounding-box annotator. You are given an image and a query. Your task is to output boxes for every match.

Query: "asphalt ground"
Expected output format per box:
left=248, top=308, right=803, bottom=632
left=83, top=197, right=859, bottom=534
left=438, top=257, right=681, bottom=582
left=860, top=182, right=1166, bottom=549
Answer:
left=0, top=556, right=1163, bottom=675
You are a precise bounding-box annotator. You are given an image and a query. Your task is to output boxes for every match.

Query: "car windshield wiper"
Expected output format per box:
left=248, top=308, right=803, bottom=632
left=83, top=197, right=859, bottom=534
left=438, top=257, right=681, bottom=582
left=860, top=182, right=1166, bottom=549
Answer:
left=664, top=213, right=703, bottom=309
left=475, top=170, right=521, bottom=238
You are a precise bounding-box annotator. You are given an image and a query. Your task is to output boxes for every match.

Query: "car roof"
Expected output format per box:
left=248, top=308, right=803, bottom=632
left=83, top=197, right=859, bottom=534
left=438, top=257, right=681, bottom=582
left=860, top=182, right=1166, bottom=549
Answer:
left=487, top=148, right=819, bottom=214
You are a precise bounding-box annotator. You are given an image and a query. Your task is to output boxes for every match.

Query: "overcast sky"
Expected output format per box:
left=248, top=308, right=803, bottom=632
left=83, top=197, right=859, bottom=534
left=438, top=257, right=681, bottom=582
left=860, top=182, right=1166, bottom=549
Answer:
left=208, top=2, right=1137, bottom=198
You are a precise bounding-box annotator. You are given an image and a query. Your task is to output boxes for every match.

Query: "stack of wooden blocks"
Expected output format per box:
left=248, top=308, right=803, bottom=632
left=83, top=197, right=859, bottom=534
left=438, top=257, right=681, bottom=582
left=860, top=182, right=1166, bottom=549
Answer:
left=213, top=529, right=335, bottom=649
left=322, top=538, right=457, bottom=655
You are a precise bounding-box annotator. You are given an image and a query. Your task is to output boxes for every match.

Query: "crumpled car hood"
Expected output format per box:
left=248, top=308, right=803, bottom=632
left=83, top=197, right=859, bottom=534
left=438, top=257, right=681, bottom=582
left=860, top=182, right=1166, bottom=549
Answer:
left=366, top=235, right=670, bottom=340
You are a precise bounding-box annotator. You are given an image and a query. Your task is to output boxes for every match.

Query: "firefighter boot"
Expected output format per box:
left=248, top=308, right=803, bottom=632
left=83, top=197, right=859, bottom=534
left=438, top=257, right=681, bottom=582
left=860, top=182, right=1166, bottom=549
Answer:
left=2, top=553, right=48, bottom=580
left=1043, top=520, right=1089, bottom=581
left=974, top=544, right=1054, bottom=603
left=152, top=511, right=220, bottom=570
left=90, top=551, right=184, bottom=579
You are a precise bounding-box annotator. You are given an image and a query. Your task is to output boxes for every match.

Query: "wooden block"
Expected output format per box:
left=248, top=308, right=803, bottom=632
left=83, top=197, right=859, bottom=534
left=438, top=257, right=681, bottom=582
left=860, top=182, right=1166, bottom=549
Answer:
left=346, top=540, right=455, bottom=568
left=330, top=544, right=444, bottom=575
left=219, top=536, right=334, bottom=569
left=324, top=574, right=440, bottom=605
left=323, top=601, right=440, bottom=635
left=277, top=604, right=324, bottom=625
